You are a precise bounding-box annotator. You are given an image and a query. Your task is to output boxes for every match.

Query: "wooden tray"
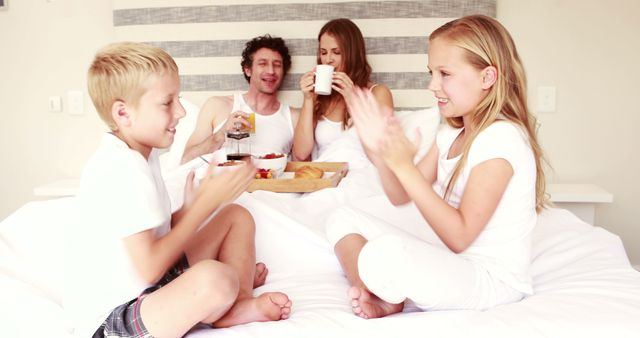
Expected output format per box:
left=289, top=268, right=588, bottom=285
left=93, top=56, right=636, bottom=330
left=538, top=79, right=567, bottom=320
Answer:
left=247, top=161, right=349, bottom=193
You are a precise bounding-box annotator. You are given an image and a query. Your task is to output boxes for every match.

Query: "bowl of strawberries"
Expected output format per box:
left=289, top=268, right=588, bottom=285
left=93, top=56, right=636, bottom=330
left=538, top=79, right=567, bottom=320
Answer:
left=252, top=153, right=287, bottom=178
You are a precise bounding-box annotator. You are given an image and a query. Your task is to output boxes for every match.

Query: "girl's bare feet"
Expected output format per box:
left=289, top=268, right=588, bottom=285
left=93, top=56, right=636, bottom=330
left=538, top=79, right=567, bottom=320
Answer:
left=348, top=286, right=403, bottom=319
left=253, top=262, right=268, bottom=288
left=213, top=292, right=292, bottom=328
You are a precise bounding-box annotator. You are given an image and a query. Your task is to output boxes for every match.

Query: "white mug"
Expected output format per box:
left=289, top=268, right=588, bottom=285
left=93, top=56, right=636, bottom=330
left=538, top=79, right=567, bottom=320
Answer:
left=314, top=65, right=334, bottom=95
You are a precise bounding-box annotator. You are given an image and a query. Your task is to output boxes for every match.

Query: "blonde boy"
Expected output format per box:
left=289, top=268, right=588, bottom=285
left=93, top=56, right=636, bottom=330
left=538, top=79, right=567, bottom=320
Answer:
left=65, top=42, right=291, bottom=338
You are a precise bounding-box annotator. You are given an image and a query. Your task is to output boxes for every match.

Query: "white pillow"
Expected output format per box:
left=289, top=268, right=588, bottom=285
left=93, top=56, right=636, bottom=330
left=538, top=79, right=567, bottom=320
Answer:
left=0, top=197, right=75, bottom=305
left=395, top=107, right=441, bottom=159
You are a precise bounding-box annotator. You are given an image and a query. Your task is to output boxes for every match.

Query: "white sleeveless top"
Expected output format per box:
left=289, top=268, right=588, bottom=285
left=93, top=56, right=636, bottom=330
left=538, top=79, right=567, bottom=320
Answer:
left=216, top=93, right=294, bottom=156
left=312, top=84, right=378, bottom=159
left=313, top=117, right=344, bottom=160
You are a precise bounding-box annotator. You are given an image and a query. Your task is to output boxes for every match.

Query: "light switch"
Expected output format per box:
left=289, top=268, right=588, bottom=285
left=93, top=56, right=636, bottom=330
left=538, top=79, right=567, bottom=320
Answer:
left=48, top=96, right=62, bottom=112
left=537, top=86, right=556, bottom=113
left=68, top=90, right=84, bottom=115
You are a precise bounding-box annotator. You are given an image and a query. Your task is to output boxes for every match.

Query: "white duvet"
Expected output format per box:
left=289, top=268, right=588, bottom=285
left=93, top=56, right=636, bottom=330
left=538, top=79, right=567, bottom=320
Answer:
left=2, top=109, right=640, bottom=337
left=2, top=194, right=640, bottom=338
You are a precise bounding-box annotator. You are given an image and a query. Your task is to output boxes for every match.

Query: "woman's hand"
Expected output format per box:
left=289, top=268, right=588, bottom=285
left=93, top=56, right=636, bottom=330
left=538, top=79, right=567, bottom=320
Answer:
left=300, top=70, right=317, bottom=100
left=331, top=71, right=355, bottom=103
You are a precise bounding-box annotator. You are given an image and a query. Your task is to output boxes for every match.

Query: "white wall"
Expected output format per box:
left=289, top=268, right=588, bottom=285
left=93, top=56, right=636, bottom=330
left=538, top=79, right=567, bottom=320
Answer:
left=0, top=0, right=112, bottom=214
left=497, top=0, right=640, bottom=264
left=1, top=0, right=639, bottom=264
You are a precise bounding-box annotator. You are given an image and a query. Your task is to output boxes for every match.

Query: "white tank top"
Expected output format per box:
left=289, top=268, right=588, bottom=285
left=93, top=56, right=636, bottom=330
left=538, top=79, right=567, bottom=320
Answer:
left=313, top=118, right=344, bottom=160
left=312, top=84, right=379, bottom=159
left=218, top=93, right=294, bottom=156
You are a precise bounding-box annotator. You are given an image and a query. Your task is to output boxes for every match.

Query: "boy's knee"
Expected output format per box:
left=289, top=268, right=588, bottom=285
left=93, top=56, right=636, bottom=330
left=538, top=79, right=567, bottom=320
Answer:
left=190, top=260, right=239, bottom=305
left=225, top=204, right=255, bottom=230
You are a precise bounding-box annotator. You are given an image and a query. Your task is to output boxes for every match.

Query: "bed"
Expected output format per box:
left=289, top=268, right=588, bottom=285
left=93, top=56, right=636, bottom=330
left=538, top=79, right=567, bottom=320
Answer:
left=3, top=2, right=639, bottom=335
left=2, top=104, right=640, bottom=338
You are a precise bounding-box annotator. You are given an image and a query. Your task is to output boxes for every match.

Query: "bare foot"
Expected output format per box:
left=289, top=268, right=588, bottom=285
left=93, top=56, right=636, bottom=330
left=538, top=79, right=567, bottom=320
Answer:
left=253, top=262, right=268, bottom=288
left=213, top=292, right=292, bottom=328
left=348, top=286, right=403, bottom=319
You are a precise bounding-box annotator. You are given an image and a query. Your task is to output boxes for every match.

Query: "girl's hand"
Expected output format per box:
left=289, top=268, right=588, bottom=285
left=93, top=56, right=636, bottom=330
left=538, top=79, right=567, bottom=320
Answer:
left=378, top=116, right=421, bottom=172
left=331, top=71, right=355, bottom=102
left=347, top=87, right=393, bottom=154
left=300, top=70, right=317, bottom=100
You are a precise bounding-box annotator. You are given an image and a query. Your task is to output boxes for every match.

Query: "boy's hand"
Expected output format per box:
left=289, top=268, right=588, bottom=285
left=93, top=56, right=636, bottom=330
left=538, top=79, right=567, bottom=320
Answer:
left=193, top=161, right=255, bottom=212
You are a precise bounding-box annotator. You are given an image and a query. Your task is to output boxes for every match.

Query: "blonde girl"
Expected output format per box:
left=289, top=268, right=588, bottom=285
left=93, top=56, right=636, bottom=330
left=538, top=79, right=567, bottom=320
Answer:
left=326, top=15, right=548, bottom=319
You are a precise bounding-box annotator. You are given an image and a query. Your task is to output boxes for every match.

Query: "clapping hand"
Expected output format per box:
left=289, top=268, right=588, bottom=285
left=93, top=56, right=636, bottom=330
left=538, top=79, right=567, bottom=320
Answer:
left=378, top=116, right=421, bottom=172
left=347, top=87, right=421, bottom=172
left=347, top=87, right=393, bottom=154
left=183, top=161, right=255, bottom=213
left=331, top=71, right=355, bottom=99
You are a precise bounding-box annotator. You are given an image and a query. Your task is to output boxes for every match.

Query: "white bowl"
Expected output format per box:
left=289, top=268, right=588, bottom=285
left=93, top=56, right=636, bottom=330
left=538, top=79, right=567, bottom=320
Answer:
left=252, top=153, right=287, bottom=178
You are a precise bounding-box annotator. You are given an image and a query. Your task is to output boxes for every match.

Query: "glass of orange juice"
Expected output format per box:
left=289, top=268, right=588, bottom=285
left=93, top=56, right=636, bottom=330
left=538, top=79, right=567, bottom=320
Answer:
left=246, top=112, right=256, bottom=134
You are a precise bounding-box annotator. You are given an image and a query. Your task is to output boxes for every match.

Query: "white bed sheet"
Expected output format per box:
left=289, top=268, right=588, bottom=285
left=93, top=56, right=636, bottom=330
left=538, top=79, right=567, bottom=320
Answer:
left=2, top=192, right=639, bottom=338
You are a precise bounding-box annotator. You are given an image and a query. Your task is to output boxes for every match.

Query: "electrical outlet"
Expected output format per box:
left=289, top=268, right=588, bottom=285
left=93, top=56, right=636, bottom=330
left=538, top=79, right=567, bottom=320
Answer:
left=537, top=86, right=556, bottom=113
left=68, top=90, right=84, bottom=115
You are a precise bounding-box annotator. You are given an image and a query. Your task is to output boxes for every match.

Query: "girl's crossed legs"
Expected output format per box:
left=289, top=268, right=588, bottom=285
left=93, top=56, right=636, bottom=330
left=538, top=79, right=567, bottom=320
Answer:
left=327, top=206, right=522, bottom=319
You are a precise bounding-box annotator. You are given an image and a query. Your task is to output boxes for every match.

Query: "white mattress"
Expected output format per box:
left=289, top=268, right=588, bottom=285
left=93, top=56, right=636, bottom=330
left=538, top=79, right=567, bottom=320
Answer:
left=1, top=190, right=639, bottom=338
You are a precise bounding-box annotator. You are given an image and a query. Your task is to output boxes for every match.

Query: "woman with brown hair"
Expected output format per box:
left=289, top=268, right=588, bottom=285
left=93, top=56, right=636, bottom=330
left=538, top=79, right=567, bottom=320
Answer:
left=292, top=18, right=394, bottom=161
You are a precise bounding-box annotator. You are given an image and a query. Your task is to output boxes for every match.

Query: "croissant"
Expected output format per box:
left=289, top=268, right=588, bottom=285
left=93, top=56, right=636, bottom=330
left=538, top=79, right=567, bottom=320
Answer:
left=294, top=165, right=324, bottom=179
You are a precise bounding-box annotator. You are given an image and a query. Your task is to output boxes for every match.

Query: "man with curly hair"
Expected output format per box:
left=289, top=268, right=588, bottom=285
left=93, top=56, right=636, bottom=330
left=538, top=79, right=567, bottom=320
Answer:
left=182, top=35, right=299, bottom=163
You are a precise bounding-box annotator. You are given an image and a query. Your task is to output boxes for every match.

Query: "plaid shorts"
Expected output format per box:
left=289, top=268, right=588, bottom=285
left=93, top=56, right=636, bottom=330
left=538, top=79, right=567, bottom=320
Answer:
left=92, top=255, right=190, bottom=338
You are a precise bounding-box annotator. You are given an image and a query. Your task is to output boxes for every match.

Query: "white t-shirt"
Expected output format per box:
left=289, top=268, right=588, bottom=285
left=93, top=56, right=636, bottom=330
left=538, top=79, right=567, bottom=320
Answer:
left=64, top=133, right=172, bottom=337
left=434, top=121, right=537, bottom=294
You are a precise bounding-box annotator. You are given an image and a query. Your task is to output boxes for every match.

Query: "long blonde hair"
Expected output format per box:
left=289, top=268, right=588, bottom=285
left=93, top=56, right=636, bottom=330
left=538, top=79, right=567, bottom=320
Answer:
left=430, top=15, right=549, bottom=212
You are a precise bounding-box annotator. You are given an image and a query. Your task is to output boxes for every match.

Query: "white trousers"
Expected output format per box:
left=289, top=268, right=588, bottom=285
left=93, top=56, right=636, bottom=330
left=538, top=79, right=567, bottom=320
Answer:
left=325, top=206, right=523, bottom=311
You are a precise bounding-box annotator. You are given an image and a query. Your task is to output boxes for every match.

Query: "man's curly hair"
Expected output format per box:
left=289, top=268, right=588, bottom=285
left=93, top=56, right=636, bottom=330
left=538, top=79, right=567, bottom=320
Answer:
left=240, top=35, right=292, bottom=82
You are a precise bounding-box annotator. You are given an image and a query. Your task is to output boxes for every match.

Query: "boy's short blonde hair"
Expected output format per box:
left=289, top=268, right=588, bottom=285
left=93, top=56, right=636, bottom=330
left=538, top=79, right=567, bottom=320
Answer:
left=87, top=42, right=178, bottom=131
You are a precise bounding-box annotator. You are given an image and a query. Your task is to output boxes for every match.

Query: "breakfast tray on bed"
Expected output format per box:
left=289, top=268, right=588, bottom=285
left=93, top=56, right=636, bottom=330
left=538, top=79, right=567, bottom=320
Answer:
left=247, top=161, right=349, bottom=193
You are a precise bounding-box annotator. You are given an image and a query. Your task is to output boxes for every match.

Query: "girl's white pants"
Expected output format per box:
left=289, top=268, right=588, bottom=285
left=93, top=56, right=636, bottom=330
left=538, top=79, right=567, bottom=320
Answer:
left=326, top=206, right=523, bottom=310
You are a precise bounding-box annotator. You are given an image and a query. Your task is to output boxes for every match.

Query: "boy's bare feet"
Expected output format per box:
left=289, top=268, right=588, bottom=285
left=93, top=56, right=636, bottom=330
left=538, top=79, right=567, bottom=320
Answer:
left=253, top=262, right=268, bottom=288
left=213, top=292, right=292, bottom=328
left=348, top=286, right=403, bottom=319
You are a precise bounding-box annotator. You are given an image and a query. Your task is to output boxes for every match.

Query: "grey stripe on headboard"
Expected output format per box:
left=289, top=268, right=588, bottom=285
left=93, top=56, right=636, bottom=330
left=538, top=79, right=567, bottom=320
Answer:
left=181, top=72, right=427, bottom=92
left=113, top=0, right=496, bottom=109
left=151, top=36, right=429, bottom=58
left=114, top=1, right=495, bottom=26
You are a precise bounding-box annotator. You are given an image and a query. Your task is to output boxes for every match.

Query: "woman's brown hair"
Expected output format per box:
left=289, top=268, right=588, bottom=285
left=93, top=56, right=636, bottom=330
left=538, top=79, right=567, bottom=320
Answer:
left=315, top=18, right=372, bottom=128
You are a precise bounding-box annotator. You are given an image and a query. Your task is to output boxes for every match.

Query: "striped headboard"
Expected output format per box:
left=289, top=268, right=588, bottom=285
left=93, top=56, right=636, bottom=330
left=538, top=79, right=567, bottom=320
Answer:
left=113, top=0, right=495, bottom=110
